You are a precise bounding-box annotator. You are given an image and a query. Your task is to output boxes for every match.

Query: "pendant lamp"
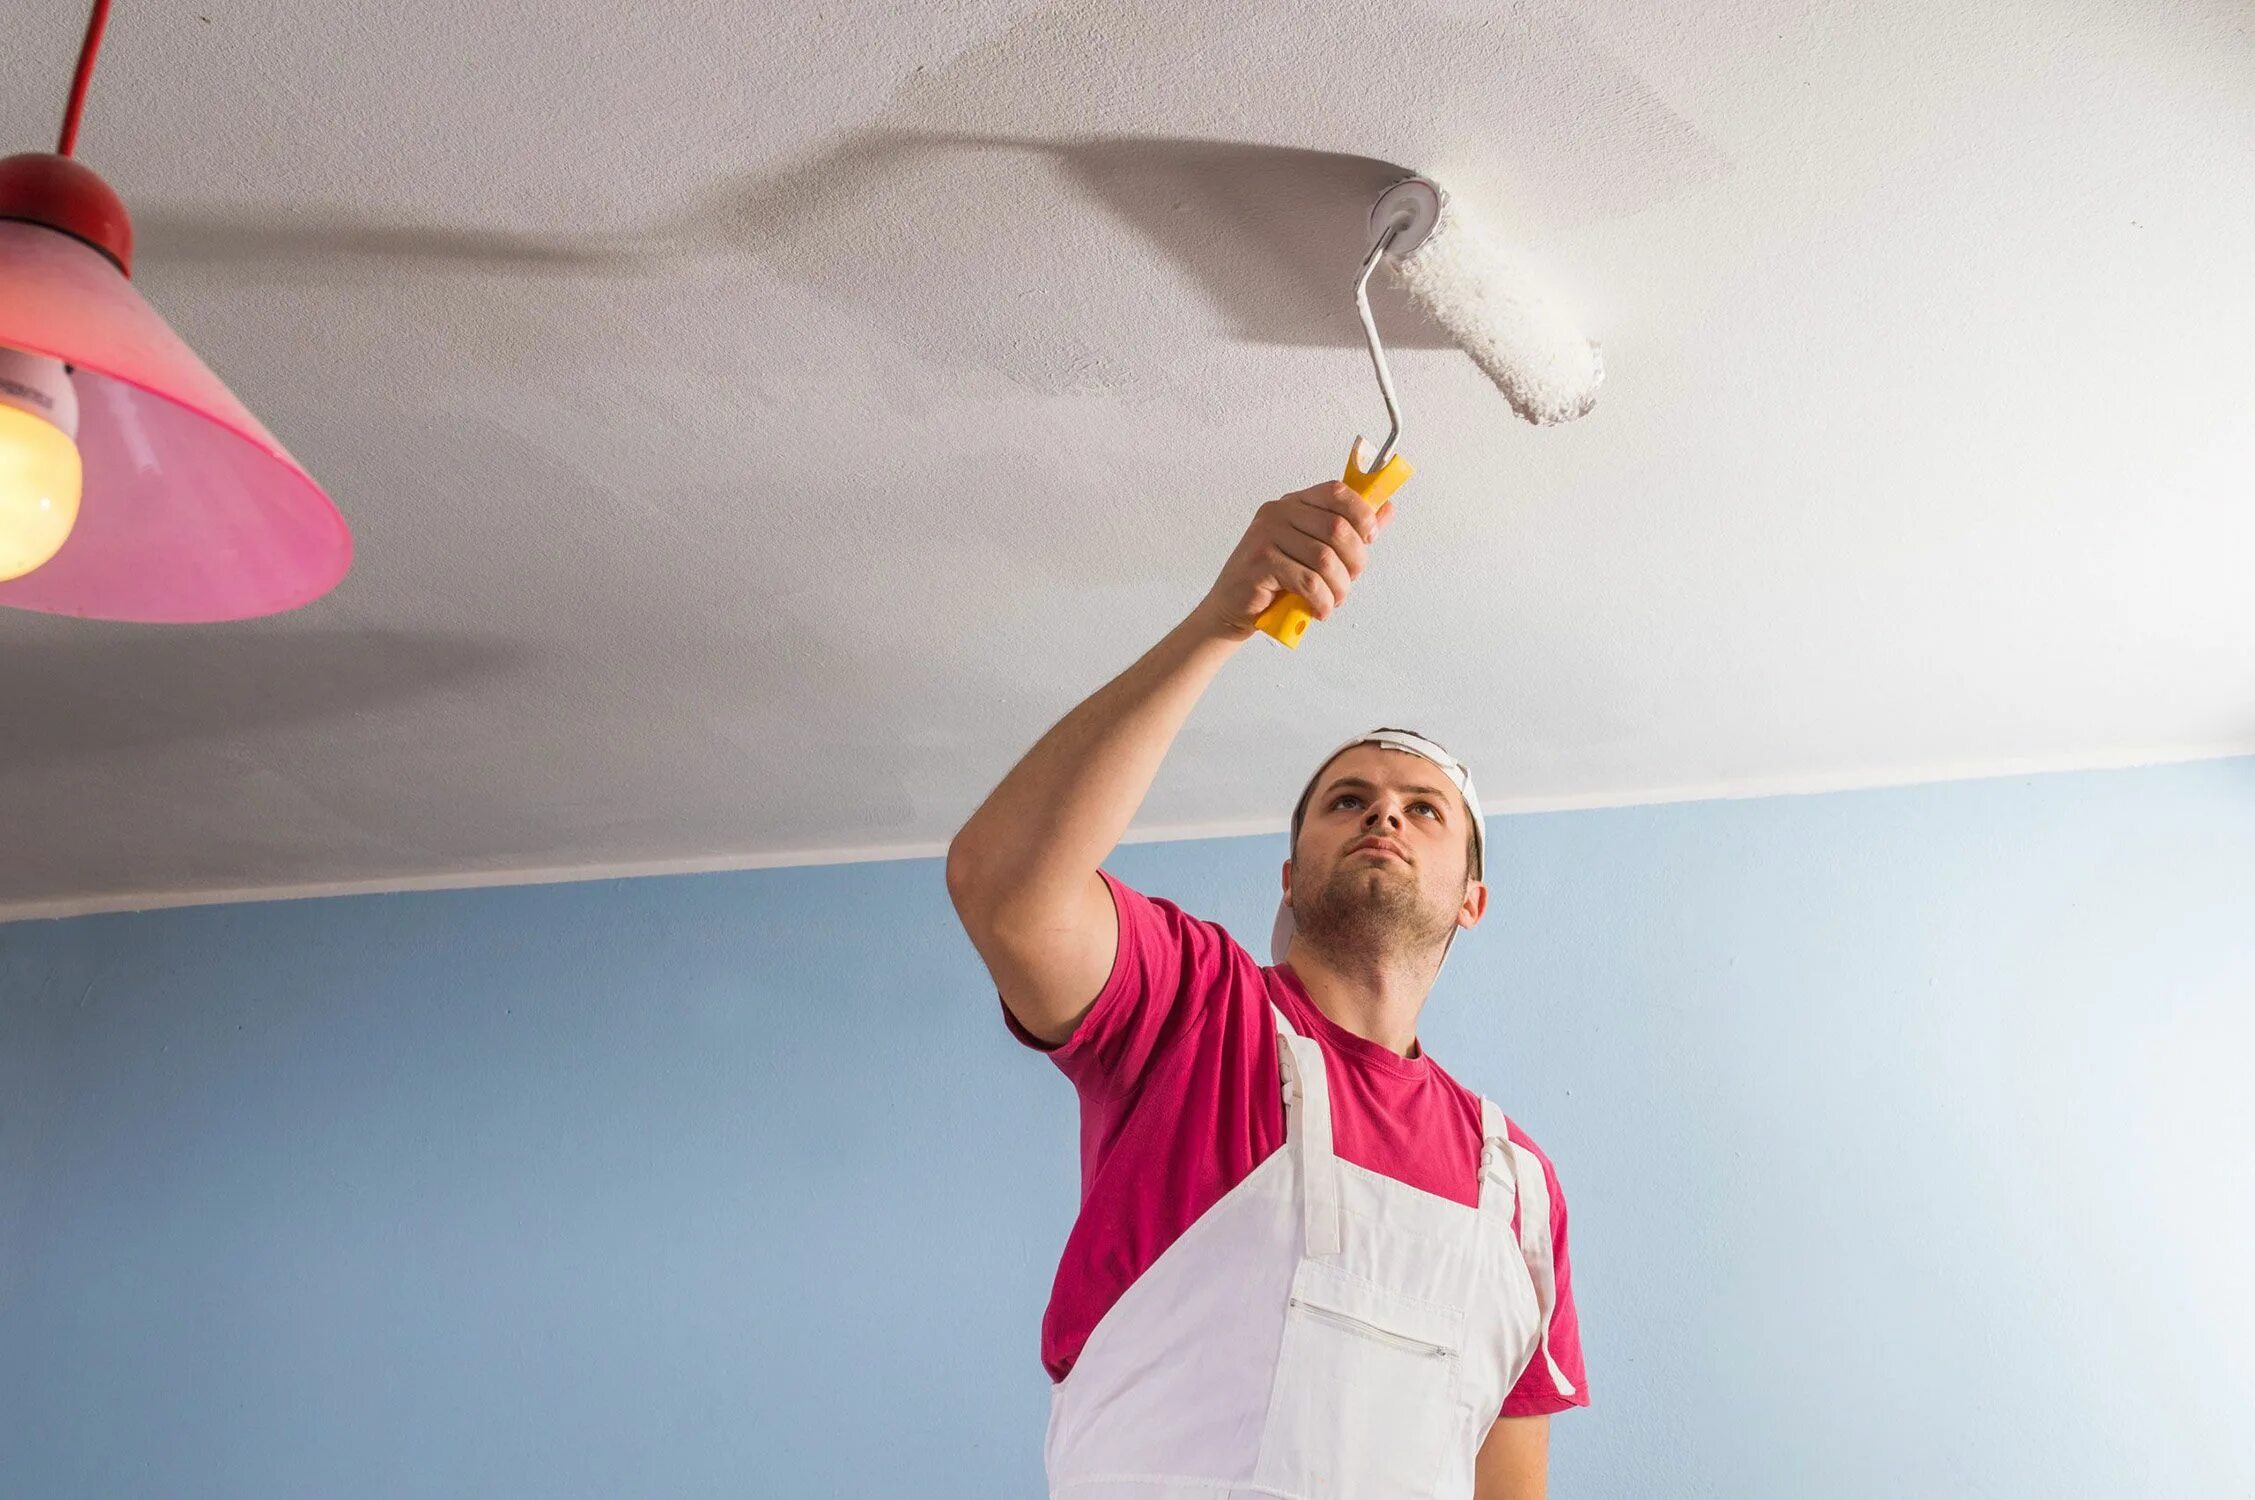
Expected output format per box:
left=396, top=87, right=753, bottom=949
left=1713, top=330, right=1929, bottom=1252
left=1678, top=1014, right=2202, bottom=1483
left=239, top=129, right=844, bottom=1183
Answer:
left=0, top=0, right=350, bottom=621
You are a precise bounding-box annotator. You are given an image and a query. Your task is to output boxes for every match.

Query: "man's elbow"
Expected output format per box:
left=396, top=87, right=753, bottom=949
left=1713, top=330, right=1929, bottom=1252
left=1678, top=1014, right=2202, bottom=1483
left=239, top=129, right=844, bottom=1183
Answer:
left=944, top=835, right=998, bottom=926
left=942, top=830, right=1014, bottom=924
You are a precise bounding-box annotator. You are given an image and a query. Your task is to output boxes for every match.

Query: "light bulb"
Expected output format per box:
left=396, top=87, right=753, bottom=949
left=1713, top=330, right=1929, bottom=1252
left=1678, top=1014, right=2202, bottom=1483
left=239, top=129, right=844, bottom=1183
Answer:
left=0, top=346, right=84, bottom=582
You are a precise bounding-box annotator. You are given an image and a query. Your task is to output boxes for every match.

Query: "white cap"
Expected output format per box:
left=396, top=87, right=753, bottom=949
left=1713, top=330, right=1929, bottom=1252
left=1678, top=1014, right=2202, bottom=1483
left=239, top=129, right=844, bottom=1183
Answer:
left=1272, top=729, right=1486, bottom=967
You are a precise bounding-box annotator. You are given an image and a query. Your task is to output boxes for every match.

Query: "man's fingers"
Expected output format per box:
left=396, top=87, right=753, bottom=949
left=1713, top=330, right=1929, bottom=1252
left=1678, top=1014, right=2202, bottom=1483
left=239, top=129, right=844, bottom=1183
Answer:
left=1271, top=535, right=1353, bottom=614
left=1282, top=501, right=1373, bottom=578
left=1291, top=481, right=1383, bottom=543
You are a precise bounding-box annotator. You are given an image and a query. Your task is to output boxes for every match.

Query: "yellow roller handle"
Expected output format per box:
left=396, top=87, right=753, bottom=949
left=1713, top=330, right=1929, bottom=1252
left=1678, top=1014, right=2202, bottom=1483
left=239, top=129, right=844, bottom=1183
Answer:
left=1254, top=440, right=1415, bottom=648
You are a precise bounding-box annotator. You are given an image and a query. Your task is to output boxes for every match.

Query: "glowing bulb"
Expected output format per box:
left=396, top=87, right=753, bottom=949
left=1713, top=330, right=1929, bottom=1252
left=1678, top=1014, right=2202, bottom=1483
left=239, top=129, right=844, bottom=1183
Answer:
left=0, top=347, right=84, bottom=582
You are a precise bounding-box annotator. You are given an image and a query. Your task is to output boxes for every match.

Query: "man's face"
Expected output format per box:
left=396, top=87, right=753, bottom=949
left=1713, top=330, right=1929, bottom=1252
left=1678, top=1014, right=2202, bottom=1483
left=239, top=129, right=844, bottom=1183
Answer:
left=1285, top=744, right=1483, bottom=964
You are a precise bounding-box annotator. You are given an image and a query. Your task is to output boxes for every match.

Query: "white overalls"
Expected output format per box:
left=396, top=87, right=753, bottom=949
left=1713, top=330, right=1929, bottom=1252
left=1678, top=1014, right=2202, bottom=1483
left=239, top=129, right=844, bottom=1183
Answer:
left=1044, top=1003, right=1575, bottom=1499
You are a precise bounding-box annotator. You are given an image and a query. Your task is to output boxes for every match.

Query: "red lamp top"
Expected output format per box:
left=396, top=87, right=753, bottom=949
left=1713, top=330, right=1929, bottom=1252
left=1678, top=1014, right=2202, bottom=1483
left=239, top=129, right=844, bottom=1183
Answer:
left=0, top=150, right=132, bottom=272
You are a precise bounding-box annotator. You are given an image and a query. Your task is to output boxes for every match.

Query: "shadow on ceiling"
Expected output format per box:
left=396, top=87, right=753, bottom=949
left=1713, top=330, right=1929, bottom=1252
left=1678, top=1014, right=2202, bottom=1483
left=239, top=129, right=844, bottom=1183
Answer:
left=0, top=626, right=525, bottom=773
left=133, top=133, right=1457, bottom=350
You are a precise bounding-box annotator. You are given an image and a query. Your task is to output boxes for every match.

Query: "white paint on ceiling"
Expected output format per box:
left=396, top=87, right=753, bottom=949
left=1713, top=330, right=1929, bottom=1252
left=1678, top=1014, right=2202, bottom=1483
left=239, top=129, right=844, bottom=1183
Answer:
left=2, top=0, right=2250, bottom=918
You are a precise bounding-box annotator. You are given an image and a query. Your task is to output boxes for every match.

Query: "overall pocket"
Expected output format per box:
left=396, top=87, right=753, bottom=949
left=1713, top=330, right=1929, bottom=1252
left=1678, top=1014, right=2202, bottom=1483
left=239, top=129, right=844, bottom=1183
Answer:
left=1253, top=1261, right=1468, bottom=1499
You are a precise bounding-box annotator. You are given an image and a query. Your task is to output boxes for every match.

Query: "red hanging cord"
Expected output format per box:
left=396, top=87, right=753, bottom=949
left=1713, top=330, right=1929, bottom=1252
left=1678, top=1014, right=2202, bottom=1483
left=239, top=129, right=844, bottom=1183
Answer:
left=57, top=0, right=115, bottom=157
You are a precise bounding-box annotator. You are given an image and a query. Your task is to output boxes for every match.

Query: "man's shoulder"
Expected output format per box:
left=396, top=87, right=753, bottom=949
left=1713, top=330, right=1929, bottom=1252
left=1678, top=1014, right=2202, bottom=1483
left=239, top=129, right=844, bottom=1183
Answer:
left=1105, top=871, right=1261, bottom=967
left=1430, top=1061, right=1565, bottom=1173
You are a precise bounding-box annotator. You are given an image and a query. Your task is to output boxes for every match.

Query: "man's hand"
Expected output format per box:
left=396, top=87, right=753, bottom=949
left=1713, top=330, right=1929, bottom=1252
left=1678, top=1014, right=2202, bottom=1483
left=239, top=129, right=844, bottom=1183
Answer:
left=1193, top=482, right=1395, bottom=641
left=1474, top=1414, right=1549, bottom=1500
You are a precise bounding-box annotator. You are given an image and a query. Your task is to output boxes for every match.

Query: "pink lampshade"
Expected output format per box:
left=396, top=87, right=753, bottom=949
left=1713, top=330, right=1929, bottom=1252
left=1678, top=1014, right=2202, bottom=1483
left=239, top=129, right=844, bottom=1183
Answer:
left=0, top=157, right=350, bottom=622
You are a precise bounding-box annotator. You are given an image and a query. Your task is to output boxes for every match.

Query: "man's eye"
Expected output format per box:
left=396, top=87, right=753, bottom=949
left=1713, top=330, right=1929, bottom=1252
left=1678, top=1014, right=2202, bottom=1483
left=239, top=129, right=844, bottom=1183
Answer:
left=1413, top=802, right=1439, bottom=818
left=1331, top=795, right=1362, bottom=810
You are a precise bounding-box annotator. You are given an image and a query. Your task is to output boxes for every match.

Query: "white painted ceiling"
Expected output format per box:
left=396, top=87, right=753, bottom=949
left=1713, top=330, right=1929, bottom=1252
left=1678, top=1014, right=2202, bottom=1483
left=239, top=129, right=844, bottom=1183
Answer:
left=3, top=0, right=2250, bottom=916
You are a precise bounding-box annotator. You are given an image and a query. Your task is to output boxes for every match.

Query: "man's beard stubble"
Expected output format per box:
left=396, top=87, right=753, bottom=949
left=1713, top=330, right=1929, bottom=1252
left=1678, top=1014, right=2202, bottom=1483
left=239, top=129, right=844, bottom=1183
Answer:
left=1291, top=862, right=1457, bottom=968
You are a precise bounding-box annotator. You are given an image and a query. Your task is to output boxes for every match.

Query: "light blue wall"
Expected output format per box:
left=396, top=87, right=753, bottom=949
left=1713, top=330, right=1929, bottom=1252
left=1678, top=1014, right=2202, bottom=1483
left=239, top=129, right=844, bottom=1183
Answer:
left=4, top=758, right=2251, bottom=1498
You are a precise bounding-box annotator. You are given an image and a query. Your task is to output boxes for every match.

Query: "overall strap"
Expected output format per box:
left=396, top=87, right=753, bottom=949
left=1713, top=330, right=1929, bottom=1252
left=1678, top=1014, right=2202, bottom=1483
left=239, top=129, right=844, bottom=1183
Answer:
left=1271, top=1003, right=1343, bottom=1257
left=1480, top=1098, right=1576, bottom=1399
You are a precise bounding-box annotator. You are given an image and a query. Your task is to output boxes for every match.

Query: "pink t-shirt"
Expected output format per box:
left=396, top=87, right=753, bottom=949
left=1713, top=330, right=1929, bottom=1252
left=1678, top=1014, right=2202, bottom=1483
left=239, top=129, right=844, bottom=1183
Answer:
left=1003, top=870, right=1590, bottom=1419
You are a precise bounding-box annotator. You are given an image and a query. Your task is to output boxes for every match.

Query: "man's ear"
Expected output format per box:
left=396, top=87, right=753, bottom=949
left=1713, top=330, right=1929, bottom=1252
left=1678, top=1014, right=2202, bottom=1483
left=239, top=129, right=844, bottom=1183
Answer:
left=1457, top=880, right=1489, bottom=931
left=1281, top=859, right=1293, bottom=899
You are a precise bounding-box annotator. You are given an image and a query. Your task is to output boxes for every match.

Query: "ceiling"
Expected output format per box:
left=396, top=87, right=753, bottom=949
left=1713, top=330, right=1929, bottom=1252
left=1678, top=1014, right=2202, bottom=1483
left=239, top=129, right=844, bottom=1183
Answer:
left=3, top=0, right=2250, bottom=918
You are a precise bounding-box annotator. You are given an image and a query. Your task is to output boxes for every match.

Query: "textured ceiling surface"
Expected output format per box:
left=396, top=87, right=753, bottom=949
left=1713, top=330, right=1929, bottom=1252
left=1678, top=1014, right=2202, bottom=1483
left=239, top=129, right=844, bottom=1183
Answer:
left=3, top=0, right=2250, bottom=915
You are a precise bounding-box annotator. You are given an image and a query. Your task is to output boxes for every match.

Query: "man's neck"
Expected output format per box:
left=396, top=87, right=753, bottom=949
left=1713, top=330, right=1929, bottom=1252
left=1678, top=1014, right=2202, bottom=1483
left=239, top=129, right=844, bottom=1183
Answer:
left=1282, top=941, right=1438, bottom=1059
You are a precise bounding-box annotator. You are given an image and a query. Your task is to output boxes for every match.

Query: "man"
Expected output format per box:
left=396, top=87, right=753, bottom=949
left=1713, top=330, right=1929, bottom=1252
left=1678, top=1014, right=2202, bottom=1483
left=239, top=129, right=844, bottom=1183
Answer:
left=947, top=480, right=1588, bottom=1499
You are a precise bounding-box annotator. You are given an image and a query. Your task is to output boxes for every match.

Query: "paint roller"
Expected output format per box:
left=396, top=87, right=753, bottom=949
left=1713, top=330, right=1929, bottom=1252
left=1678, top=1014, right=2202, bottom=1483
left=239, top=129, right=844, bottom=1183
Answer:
left=1254, top=174, right=1603, bottom=648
